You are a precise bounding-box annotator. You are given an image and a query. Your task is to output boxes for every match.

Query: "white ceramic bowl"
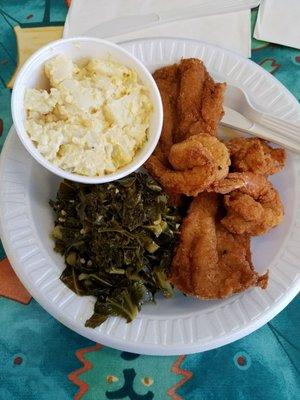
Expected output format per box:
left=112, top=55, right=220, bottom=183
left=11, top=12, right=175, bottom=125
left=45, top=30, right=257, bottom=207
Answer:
left=11, top=37, right=163, bottom=184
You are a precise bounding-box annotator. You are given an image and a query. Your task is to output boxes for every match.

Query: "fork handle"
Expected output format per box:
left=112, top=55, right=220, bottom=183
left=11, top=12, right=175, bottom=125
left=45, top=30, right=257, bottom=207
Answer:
left=247, top=111, right=300, bottom=140
left=221, top=121, right=300, bottom=154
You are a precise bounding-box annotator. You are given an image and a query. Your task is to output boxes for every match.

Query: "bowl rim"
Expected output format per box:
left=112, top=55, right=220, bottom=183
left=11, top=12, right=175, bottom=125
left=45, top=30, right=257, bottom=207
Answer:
left=11, top=36, right=163, bottom=184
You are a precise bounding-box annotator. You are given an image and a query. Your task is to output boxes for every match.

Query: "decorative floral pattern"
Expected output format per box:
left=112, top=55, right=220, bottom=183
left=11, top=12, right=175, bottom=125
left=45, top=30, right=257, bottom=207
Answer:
left=0, top=2, right=299, bottom=399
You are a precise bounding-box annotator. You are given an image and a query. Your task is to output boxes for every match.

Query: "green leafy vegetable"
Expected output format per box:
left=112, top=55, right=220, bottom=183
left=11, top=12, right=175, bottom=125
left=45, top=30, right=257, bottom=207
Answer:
left=50, top=173, right=181, bottom=327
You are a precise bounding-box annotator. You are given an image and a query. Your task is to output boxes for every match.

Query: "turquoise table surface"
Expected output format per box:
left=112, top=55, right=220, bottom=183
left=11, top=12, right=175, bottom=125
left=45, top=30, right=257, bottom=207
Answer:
left=0, top=1, right=299, bottom=399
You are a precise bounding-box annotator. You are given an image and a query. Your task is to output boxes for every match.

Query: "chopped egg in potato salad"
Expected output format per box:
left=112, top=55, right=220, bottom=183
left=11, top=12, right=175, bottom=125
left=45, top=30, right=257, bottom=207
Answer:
left=24, top=55, right=153, bottom=176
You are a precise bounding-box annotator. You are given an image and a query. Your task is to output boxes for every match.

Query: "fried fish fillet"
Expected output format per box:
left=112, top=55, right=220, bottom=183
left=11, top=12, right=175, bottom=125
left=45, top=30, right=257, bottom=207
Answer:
left=176, top=58, right=226, bottom=141
left=170, top=193, right=268, bottom=299
left=153, top=59, right=226, bottom=148
left=149, top=68, right=182, bottom=205
left=153, top=65, right=180, bottom=163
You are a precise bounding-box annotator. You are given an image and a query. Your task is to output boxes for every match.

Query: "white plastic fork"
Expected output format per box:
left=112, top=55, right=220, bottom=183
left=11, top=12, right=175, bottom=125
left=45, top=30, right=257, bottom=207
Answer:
left=223, top=85, right=300, bottom=152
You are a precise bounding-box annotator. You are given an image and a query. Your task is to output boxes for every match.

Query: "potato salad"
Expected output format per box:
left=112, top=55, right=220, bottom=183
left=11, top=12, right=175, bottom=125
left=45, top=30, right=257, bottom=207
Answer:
left=24, top=55, right=153, bottom=176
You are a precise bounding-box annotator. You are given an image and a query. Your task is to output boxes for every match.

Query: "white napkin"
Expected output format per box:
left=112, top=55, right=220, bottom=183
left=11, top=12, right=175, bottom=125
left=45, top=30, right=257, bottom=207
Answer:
left=254, top=0, right=300, bottom=49
left=64, top=0, right=251, bottom=57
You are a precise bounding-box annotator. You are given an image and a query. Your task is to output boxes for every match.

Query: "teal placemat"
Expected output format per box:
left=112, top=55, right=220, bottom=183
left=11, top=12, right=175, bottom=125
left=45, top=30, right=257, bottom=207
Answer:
left=0, top=2, right=299, bottom=399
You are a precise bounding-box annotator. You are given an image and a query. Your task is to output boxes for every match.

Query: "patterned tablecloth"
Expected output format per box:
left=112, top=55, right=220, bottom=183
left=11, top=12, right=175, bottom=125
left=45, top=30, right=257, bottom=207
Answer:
left=0, top=1, right=299, bottom=399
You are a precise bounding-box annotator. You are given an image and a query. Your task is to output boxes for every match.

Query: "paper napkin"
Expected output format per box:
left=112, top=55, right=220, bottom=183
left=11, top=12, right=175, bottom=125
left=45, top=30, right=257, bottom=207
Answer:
left=64, top=0, right=252, bottom=57
left=254, top=0, right=300, bottom=49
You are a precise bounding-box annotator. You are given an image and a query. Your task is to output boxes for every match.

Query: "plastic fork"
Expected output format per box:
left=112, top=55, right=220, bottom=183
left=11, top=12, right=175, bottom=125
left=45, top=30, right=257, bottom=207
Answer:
left=223, top=85, right=300, bottom=152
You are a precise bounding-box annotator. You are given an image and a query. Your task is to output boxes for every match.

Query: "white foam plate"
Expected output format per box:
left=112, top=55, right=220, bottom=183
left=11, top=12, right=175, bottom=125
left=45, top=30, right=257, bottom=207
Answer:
left=1, top=38, right=300, bottom=355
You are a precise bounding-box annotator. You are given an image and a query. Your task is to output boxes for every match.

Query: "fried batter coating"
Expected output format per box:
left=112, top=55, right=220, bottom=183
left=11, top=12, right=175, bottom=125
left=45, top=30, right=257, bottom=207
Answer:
left=168, top=136, right=214, bottom=170
left=176, top=58, right=226, bottom=141
left=211, top=172, right=284, bottom=235
left=153, top=59, right=226, bottom=146
left=176, top=59, right=207, bottom=138
left=152, top=67, right=180, bottom=163
left=145, top=151, right=216, bottom=197
left=226, top=137, right=285, bottom=175
left=170, top=193, right=268, bottom=299
left=153, top=82, right=174, bottom=163
left=169, top=134, right=230, bottom=182
left=145, top=134, right=230, bottom=196
left=153, top=64, right=180, bottom=89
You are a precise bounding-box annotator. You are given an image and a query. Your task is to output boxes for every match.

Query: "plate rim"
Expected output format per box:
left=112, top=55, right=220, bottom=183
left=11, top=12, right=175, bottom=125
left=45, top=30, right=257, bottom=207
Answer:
left=1, top=37, right=300, bottom=355
left=120, top=36, right=300, bottom=117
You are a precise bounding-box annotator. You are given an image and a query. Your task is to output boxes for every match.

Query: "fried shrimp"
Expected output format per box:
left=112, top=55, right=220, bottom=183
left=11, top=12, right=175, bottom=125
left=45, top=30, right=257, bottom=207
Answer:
left=169, top=134, right=230, bottom=181
left=145, top=134, right=230, bottom=196
left=145, top=152, right=216, bottom=197
left=211, top=172, right=284, bottom=235
left=170, top=193, right=268, bottom=299
left=226, top=137, right=285, bottom=175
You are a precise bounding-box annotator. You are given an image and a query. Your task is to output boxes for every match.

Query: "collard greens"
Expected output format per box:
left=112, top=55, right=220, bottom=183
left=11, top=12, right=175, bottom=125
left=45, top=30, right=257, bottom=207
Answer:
left=50, top=173, right=181, bottom=328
